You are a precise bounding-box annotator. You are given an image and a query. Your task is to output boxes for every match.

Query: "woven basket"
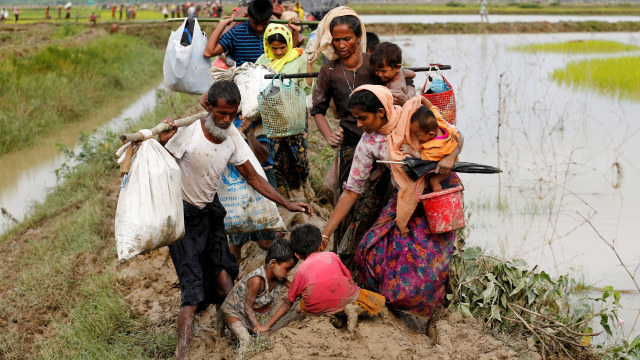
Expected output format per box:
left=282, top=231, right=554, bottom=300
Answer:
left=421, top=66, right=457, bottom=125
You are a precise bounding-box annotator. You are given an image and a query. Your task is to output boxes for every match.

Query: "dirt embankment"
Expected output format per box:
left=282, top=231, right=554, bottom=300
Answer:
left=117, top=202, right=538, bottom=360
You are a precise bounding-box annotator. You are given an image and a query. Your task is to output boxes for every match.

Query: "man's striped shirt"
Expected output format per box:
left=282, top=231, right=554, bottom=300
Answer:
left=218, top=21, right=264, bottom=66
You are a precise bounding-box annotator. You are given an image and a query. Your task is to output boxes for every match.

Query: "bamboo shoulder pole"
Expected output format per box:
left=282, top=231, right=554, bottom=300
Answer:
left=262, top=65, right=452, bottom=79
left=168, top=17, right=320, bottom=26
left=119, top=111, right=208, bottom=143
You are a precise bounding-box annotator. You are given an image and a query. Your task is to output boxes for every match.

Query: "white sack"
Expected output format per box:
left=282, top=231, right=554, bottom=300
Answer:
left=163, top=18, right=212, bottom=95
left=115, top=139, right=184, bottom=262
left=233, top=62, right=274, bottom=121
left=217, top=139, right=286, bottom=234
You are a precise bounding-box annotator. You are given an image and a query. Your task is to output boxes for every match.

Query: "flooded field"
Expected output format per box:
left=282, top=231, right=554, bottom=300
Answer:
left=361, top=14, right=640, bottom=24
left=390, top=31, right=640, bottom=340
left=0, top=87, right=159, bottom=233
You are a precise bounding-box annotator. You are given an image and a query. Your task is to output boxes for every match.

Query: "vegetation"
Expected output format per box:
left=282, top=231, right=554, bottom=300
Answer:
left=448, top=246, right=635, bottom=359
left=348, top=2, right=640, bottom=15
left=512, top=40, right=640, bottom=54
left=553, top=56, right=640, bottom=101
left=0, top=33, right=163, bottom=155
left=0, top=89, right=197, bottom=359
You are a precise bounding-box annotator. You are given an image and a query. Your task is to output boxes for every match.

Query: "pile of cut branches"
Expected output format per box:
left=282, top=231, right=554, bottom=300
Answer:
left=448, top=247, right=622, bottom=359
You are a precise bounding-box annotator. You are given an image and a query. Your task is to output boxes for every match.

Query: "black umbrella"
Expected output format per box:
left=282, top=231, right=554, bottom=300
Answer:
left=377, top=157, right=501, bottom=182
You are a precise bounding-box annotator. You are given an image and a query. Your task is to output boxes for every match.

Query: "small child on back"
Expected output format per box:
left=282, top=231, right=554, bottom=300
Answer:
left=401, top=105, right=459, bottom=192
left=370, top=41, right=416, bottom=97
left=221, top=238, right=297, bottom=345
left=258, top=224, right=386, bottom=333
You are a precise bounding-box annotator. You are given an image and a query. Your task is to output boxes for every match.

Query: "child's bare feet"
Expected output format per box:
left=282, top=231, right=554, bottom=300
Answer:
left=344, top=303, right=366, bottom=333
left=401, top=144, right=420, bottom=158
left=429, top=176, right=442, bottom=192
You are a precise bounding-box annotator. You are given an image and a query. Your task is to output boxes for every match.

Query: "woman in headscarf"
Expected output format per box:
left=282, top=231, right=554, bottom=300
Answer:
left=256, top=21, right=314, bottom=199
left=309, top=8, right=414, bottom=268
left=321, top=85, right=462, bottom=316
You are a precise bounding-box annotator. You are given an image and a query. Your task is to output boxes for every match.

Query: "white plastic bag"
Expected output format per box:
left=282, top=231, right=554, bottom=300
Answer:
left=216, top=140, right=286, bottom=234
left=233, top=62, right=274, bottom=121
left=114, top=138, right=184, bottom=262
left=163, top=18, right=212, bottom=95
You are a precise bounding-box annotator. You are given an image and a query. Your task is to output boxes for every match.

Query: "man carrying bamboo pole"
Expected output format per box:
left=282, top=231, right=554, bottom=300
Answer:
left=158, top=80, right=313, bottom=360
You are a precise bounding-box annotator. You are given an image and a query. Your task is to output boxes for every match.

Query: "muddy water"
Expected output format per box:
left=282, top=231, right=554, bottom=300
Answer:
left=390, top=31, right=640, bottom=340
left=0, top=87, right=159, bottom=234
left=361, top=14, right=640, bottom=24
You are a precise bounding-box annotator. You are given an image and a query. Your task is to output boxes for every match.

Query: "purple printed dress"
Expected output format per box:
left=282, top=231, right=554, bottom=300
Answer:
left=346, top=132, right=460, bottom=316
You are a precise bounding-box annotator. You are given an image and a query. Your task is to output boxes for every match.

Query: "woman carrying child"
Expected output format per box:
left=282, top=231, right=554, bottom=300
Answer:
left=221, top=238, right=297, bottom=345
left=310, top=9, right=414, bottom=267
left=256, top=21, right=314, bottom=199
left=322, top=85, right=463, bottom=317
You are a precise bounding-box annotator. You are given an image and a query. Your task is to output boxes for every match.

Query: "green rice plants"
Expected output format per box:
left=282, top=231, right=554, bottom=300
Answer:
left=0, top=33, right=163, bottom=155
left=512, top=40, right=640, bottom=54
left=552, top=56, right=640, bottom=101
left=448, top=246, right=624, bottom=358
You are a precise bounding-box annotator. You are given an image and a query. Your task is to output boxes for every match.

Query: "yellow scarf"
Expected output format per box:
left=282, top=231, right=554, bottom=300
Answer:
left=263, top=23, right=303, bottom=73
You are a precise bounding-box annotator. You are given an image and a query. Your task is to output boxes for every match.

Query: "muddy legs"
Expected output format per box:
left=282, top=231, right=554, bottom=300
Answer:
left=176, top=304, right=197, bottom=360
left=343, top=303, right=366, bottom=333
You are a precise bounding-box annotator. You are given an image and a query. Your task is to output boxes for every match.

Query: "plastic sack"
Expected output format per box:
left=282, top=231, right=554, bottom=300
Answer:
left=163, top=18, right=212, bottom=95
left=233, top=62, right=274, bottom=121
left=257, top=74, right=307, bottom=138
left=216, top=136, right=286, bottom=234
left=114, top=139, right=184, bottom=262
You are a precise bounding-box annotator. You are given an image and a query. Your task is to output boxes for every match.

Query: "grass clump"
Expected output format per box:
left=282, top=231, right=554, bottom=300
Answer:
left=448, top=246, right=626, bottom=359
left=552, top=56, right=640, bottom=101
left=0, top=33, right=162, bottom=155
left=512, top=40, right=640, bottom=54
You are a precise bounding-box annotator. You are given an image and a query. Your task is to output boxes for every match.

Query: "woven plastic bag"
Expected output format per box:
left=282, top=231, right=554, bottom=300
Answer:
left=114, top=137, right=184, bottom=262
left=421, top=65, right=457, bottom=125
left=257, top=74, right=307, bottom=138
left=163, top=18, right=212, bottom=95
left=216, top=129, right=286, bottom=234
left=233, top=63, right=274, bottom=121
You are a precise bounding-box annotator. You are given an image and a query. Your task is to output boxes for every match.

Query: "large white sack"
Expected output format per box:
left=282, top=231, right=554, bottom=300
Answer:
left=115, top=139, right=184, bottom=262
left=163, top=18, right=212, bottom=95
left=233, top=62, right=274, bottom=121
left=217, top=133, right=286, bottom=234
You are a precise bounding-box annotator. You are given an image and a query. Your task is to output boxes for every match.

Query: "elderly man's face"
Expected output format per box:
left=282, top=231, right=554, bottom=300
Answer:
left=212, top=99, right=238, bottom=129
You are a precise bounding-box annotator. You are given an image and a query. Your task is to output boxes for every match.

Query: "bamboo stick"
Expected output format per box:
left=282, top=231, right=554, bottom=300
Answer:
left=168, top=17, right=320, bottom=26
left=263, top=65, right=452, bottom=79
left=119, top=111, right=207, bottom=143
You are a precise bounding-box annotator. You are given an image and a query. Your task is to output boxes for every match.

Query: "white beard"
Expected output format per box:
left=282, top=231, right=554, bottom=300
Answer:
left=204, top=113, right=229, bottom=142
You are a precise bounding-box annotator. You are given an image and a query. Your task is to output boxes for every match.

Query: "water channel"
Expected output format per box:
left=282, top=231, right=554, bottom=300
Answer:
left=0, top=87, right=159, bottom=234
left=387, top=31, right=640, bottom=340
left=361, top=14, right=640, bottom=24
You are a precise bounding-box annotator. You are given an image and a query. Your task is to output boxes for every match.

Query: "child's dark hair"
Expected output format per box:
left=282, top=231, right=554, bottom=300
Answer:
left=366, top=32, right=380, bottom=52
left=267, top=32, right=287, bottom=45
left=370, top=41, right=402, bottom=68
left=290, top=224, right=322, bottom=259
left=411, top=105, right=438, bottom=133
left=348, top=89, right=384, bottom=114
left=266, top=238, right=298, bottom=265
left=329, top=15, right=362, bottom=38
left=248, top=0, right=273, bottom=23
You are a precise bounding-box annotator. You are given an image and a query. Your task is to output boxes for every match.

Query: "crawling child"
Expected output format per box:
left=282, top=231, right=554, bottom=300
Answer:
left=257, top=224, right=387, bottom=333
left=220, top=238, right=297, bottom=345
left=401, top=105, right=459, bottom=192
left=370, top=41, right=416, bottom=97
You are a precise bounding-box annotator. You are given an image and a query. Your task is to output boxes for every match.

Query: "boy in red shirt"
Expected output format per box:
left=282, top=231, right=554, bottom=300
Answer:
left=258, top=224, right=387, bottom=332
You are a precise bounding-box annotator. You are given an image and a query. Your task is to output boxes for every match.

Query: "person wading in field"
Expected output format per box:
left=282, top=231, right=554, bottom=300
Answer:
left=158, top=80, right=313, bottom=360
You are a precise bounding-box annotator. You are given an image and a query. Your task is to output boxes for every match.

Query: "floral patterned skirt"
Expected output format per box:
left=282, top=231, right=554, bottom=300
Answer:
left=354, top=174, right=461, bottom=316
left=274, top=132, right=309, bottom=195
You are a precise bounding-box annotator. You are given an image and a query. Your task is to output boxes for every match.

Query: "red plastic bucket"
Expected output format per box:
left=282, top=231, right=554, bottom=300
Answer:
left=416, top=176, right=465, bottom=234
